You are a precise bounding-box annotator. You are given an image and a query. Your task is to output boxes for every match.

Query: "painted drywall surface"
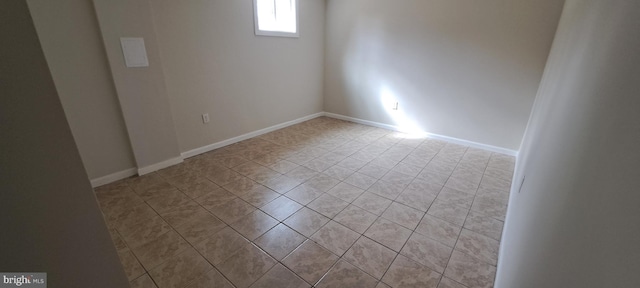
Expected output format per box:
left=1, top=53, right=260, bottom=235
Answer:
left=496, top=1, right=640, bottom=287
left=0, top=1, right=129, bottom=286
left=150, top=0, right=325, bottom=152
left=26, top=0, right=136, bottom=179
left=92, top=0, right=182, bottom=168
left=324, top=0, right=564, bottom=150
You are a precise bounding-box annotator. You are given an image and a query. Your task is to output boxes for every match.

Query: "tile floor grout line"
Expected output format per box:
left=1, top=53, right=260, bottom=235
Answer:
left=100, top=117, right=513, bottom=287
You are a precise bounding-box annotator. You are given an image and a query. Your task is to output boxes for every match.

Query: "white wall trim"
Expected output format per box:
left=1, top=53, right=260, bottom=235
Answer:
left=181, top=112, right=325, bottom=159
left=90, top=167, right=137, bottom=188
left=494, top=153, right=521, bottom=288
left=324, top=112, right=519, bottom=156
left=137, top=156, right=184, bottom=176
left=92, top=111, right=519, bottom=187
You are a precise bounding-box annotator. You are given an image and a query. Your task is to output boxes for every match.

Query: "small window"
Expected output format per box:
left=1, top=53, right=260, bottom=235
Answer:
left=253, top=0, right=299, bottom=38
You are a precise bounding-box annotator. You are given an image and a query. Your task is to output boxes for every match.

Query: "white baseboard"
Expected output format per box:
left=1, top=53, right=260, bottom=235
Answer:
left=137, top=156, right=184, bottom=176
left=90, top=167, right=137, bottom=188
left=324, top=112, right=518, bottom=156
left=181, top=112, right=325, bottom=159
left=91, top=111, right=518, bottom=187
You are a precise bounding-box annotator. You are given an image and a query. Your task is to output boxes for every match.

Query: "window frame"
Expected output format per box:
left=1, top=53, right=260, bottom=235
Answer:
left=253, top=0, right=300, bottom=38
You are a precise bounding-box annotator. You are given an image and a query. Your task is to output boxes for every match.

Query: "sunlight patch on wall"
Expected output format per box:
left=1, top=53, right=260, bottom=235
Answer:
left=379, top=86, right=427, bottom=139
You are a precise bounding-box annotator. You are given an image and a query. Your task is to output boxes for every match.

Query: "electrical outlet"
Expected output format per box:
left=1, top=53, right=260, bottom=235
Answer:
left=202, top=113, right=210, bottom=124
left=392, top=102, right=399, bottom=110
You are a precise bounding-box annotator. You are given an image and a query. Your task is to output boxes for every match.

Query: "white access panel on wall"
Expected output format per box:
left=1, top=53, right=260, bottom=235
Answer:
left=120, top=37, right=149, bottom=68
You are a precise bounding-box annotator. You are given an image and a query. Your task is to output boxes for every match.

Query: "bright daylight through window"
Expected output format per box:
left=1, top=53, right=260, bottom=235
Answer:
left=254, top=0, right=299, bottom=37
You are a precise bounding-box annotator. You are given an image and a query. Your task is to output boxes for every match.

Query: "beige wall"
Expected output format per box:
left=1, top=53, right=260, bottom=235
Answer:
left=0, top=0, right=129, bottom=285
left=26, top=0, right=136, bottom=180
left=496, top=1, right=640, bottom=286
left=324, top=0, right=564, bottom=150
left=26, top=0, right=325, bottom=181
left=93, top=0, right=183, bottom=170
left=150, top=0, right=325, bottom=152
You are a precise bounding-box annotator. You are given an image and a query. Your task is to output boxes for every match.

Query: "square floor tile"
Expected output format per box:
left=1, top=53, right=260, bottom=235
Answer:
left=436, top=187, right=475, bottom=209
left=194, top=226, right=250, bottom=265
left=148, top=247, right=213, bottom=288
left=307, top=194, right=350, bottom=218
left=416, top=171, right=450, bottom=187
left=345, top=172, right=378, bottom=190
left=210, top=198, right=256, bottom=224
left=304, top=174, right=341, bottom=192
left=483, top=166, right=513, bottom=182
left=479, top=175, right=512, bottom=192
left=100, top=118, right=509, bottom=288
left=206, top=168, right=245, bottom=186
left=414, top=215, right=462, bottom=248
left=470, top=195, right=507, bottom=221
left=391, top=162, right=423, bottom=178
left=131, top=182, right=174, bottom=202
left=343, top=237, right=396, bottom=280
left=323, top=165, right=355, bottom=181
left=249, top=264, right=310, bottom=288
left=263, top=174, right=303, bottom=193
left=283, top=240, right=339, bottom=285
left=175, top=212, right=227, bottom=245
left=451, top=165, right=484, bottom=185
left=454, top=229, right=500, bottom=265
left=381, top=202, right=424, bottom=230
left=303, top=158, right=334, bottom=172
left=194, top=188, right=237, bottom=211
left=119, top=216, right=173, bottom=249
left=255, top=223, right=306, bottom=260
left=326, top=182, right=365, bottom=203
left=381, top=170, right=415, bottom=188
left=286, top=166, right=319, bottom=182
left=316, top=260, right=378, bottom=288
left=283, top=207, right=330, bottom=237
left=129, top=273, right=157, bottom=288
left=337, top=157, right=368, bottom=171
left=223, top=177, right=260, bottom=196
left=177, top=177, right=220, bottom=199
left=131, top=230, right=190, bottom=271
left=158, top=201, right=209, bottom=228
left=463, top=211, right=504, bottom=241
left=310, top=221, right=360, bottom=256
left=444, top=177, right=479, bottom=195
left=427, top=200, right=469, bottom=226
left=395, top=189, right=436, bottom=213
left=357, top=163, right=389, bottom=179
left=285, top=185, right=325, bottom=205
left=268, top=159, right=300, bottom=174
left=444, top=251, right=496, bottom=288
left=437, top=277, right=467, bottom=288
left=117, top=248, right=145, bottom=281
left=239, top=185, right=279, bottom=207
left=333, top=205, right=378, bottom=234
left=260, top=196, right=303, bottom=221
left=381, top=254, right=441, bottom=288
left=367, top=180, right=405, bottom=200
left=185, top=268, right=234, bottom=288
left=105, top=203, right=158, bottom=231
left=230, top=210, right=279, bottom=241
left=217, top=243, right=277, bottom=288
left=146, top=190, right=192, bottom=215
left=400, top=233, right=453, bottom=273
left=352, top=192, right=393, bottom=216
left=364, top=218, right=412, bottom=252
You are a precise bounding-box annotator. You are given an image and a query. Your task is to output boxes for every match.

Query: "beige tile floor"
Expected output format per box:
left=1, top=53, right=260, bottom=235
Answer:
left=95, top=116, right=514, bottom=288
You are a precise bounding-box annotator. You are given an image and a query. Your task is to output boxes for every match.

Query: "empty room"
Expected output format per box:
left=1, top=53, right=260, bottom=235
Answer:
left=1, top=0, right=639, bottom=287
